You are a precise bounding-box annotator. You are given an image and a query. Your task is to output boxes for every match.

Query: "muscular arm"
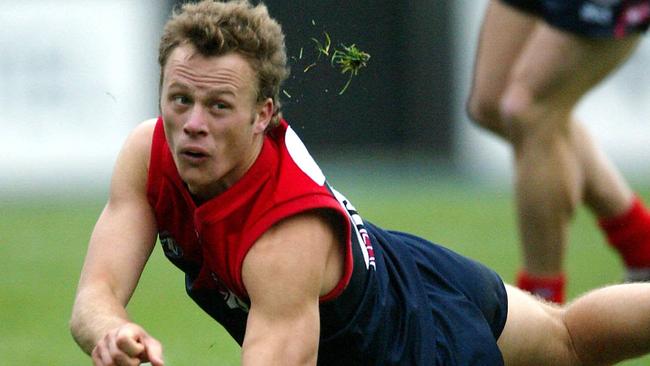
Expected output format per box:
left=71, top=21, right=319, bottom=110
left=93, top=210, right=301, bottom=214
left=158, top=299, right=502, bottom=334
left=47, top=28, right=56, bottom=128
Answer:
left=70, top=119, right=163, bottom=365
left=497, top=285, right=578, bottom=365
left=498, top=283, right=650, bottom=365
left=241, top=210, right=344, bottom=366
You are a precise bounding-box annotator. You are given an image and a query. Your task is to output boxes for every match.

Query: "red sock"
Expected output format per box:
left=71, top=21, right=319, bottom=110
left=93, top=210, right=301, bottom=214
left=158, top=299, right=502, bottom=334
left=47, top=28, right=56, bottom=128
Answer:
left=598, top=196, right=650, bottom=268
left=516, top=271, right=566, bottom=304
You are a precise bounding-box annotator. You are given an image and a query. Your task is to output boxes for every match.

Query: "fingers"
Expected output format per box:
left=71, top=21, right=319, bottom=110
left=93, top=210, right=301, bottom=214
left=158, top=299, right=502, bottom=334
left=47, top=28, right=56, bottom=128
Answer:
left=115, top=327, right=146, bottom=357
left=93, top=339, right=140, bottom=366
left=140, top=336, right=165, bottom=366
left=91, top=323, right=164, bottom=366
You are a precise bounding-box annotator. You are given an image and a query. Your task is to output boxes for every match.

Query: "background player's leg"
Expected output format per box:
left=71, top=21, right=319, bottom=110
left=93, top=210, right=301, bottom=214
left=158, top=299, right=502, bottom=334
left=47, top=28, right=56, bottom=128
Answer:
left=501, top=24, right=642, bottom=301
left=467, top=0, right=570, bottom=302
left=467, top=0, right=536, bottom=138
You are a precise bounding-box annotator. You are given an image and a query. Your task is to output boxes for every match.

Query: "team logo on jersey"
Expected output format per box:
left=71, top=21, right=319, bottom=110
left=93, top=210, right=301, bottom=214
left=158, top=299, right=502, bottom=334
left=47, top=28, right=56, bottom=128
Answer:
left=580, top=2, right=614, bottom=25
left=211, top=272, right=250, bottom=312
left=159, top=231, right=183, bottom=258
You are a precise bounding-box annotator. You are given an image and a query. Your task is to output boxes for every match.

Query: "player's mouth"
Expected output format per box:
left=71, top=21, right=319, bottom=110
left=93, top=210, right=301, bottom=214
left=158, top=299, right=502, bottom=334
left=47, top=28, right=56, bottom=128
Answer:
left=179, top=146, right=210, bottom=164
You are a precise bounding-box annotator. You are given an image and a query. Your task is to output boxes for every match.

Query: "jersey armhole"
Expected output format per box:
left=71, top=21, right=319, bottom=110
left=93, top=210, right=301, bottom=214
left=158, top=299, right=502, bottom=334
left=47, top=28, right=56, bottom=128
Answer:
left=235, top=194, right=354, bottom=301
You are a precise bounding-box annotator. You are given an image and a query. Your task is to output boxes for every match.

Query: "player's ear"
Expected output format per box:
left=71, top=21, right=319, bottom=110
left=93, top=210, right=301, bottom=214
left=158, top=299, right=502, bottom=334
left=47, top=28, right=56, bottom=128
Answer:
left=253, top=97, right=274, bottom=133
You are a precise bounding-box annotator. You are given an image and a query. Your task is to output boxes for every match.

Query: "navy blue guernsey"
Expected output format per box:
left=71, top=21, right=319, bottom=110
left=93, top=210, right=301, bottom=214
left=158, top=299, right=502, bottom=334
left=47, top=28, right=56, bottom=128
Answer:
left=184, top=188, right=508, bottom=365
left=317, top=220, right=508, bottom=365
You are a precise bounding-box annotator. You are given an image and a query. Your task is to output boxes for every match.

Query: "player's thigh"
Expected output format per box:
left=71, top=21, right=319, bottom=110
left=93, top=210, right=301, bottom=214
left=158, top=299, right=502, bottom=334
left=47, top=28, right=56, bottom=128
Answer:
left=508, top=24, right=641, bottom=110
left=470, top=0, right=537, bottom=104
left=497, top=284, right=578, bottom=366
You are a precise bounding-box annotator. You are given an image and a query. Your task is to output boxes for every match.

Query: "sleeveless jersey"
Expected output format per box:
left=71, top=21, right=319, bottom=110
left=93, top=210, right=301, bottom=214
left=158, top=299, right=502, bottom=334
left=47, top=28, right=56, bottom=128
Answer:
left=146, top=117, right=508, bottom=365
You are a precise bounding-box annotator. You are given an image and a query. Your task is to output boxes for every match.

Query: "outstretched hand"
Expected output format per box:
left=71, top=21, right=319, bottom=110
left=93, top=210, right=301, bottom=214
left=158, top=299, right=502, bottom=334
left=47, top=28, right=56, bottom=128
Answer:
left=91, top=323, right=164, bottom=366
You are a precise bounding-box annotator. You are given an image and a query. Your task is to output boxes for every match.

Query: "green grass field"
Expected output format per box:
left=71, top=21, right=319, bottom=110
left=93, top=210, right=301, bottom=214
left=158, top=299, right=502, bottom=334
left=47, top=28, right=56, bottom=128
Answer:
left=2, top=174, right=649, bottom=365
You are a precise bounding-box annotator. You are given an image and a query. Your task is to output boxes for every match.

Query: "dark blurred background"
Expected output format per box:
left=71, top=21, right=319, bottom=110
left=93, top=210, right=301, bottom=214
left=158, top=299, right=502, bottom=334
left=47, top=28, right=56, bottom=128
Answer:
left=170, top=0, right=455, bottom=161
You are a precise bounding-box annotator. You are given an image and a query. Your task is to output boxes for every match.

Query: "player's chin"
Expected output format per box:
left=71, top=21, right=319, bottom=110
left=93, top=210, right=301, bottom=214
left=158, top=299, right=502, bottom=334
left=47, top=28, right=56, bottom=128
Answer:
left=188, top=171, right=228, bottom=196
left=179, top=169, right=207, bottom=191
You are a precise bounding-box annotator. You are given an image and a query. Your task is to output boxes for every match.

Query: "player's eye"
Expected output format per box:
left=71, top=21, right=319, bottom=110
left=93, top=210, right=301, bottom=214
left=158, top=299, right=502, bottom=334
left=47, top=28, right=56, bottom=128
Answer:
left=172, top=95, right=191, bottom=105
left=210, top=100, right=231, bottom=111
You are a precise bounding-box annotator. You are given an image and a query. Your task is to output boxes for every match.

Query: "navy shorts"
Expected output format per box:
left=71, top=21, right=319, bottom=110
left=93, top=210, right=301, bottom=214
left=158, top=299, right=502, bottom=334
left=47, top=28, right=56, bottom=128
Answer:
left=501, top=0, right=650, bottom=38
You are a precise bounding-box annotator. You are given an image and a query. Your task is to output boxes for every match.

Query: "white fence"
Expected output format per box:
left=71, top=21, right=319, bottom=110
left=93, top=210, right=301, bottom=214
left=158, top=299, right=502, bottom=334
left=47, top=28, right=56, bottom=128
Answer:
left=0, top=1, right=164, bottom=196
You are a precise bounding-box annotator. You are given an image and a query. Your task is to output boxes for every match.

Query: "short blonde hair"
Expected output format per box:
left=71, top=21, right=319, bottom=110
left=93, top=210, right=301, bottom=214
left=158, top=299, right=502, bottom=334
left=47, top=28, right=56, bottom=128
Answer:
left=159, top=0, right=289, bottom=128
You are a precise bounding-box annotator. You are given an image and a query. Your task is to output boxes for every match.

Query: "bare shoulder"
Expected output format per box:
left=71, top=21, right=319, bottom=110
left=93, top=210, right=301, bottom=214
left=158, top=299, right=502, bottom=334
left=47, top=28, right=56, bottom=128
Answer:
left=124, top=118, right=157, bottom=156
left=252, top=210, right=340, bottom=259
left=243, top=210, right=344, bottom=299
left=110, top=118, right=158, bottom=199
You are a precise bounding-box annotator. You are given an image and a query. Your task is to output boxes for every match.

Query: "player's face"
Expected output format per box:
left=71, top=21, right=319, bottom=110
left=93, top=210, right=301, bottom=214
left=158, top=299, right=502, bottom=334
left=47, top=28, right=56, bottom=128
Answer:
left=160, top=45, right=273, bottom=201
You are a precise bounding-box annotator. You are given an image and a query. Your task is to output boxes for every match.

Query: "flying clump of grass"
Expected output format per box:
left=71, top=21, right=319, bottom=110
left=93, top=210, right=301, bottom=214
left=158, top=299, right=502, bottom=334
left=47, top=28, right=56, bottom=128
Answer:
left=309, top=32, right=370, bottom=95
left=312, top=32, right=332, bottom=59
left=330, top=43, right=370, bottom=94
